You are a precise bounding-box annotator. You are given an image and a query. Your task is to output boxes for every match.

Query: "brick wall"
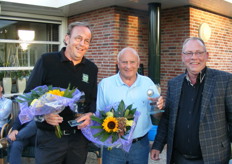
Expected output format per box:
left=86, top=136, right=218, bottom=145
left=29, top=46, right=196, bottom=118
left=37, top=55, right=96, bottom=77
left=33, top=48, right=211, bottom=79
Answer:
left=68, top=6, right=232, bottom=95
left=189, top=7, right=232, bottom=72
left=160, top=6, right=190, bottom=93
left=160, top=6, right=232, bottom=94
left=68, top=6, right=149, bottom=82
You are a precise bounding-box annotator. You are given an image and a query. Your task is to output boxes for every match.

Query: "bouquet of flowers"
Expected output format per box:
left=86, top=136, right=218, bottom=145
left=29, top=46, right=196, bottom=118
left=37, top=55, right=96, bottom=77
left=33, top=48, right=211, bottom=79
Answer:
left=81, top=100, right=140, bottom=152
left=16, top=85, right=84, bottom=138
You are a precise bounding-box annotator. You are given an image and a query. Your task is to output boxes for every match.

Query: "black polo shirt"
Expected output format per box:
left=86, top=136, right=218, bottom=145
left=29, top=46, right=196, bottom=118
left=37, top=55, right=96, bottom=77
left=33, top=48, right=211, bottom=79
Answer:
left=25, top=47, right=98, bottom=131
left=174, top=68, right=206, bottom=156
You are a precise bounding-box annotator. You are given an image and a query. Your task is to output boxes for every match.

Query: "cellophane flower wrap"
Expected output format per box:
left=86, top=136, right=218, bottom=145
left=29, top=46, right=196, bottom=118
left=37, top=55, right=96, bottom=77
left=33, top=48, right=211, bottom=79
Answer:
left=16, top=85, right=84, bottom=138
left=81, top=100, right=140, bottom=152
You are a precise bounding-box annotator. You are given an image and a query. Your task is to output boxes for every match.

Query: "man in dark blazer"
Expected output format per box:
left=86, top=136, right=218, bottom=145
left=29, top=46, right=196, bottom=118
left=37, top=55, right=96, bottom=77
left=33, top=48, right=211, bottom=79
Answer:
left=150, top=37, right=232, bottom=164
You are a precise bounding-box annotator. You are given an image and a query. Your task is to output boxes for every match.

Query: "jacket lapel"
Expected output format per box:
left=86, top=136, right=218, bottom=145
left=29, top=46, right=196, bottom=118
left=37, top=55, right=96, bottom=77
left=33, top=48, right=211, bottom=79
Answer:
left=171, top=74, right=185, bottom=128
left=200, top=68, right=215, bottom=122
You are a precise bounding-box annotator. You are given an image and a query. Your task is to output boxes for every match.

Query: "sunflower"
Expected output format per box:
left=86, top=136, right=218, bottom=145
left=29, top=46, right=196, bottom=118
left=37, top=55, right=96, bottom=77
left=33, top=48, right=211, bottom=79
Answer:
left=47, top=89, right=64, bottom=96
left=102, top=116, right=118, bottom=133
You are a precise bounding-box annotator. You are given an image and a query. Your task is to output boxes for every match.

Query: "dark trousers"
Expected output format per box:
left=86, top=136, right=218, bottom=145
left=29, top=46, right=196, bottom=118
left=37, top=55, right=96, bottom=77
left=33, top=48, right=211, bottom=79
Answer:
left=172, top=151, right=204, bottom=164
left=35, top=129, right=89, bottom=164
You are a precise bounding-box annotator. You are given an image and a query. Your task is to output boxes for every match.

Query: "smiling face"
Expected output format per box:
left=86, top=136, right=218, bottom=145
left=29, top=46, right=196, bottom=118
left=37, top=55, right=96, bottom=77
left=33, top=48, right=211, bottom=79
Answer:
left=182, top=39, right=209, bottom=77
left=117, top=48, right=140, bottom=83
left=64, top=26, right=92, bottom=65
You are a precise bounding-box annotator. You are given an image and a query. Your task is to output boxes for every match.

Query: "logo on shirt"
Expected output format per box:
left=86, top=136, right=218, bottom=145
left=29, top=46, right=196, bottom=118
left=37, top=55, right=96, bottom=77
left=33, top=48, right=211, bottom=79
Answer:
left=82, top=74, right=89, bottom=83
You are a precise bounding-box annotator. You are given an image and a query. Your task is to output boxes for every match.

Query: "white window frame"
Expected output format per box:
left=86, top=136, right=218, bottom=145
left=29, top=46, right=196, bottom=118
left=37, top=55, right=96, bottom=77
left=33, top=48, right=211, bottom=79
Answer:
left=0, top=11, right=67, bottom=71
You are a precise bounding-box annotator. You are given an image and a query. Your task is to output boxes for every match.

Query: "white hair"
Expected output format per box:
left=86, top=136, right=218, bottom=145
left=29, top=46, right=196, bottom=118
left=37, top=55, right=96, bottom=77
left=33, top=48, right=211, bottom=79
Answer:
left=117, top=47, right=140, bottom=62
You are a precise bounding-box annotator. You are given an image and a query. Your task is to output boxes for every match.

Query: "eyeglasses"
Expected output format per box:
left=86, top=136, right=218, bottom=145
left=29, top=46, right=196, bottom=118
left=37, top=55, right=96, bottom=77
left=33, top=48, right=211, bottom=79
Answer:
left=182, top=51, right=206, bottom=57
left=74, top=35, right=90, bottom=45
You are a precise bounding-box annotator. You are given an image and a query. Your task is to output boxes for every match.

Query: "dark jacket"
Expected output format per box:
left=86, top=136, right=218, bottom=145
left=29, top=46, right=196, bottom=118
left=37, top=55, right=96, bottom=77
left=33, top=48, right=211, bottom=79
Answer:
left=153, top=68, right=232, bottom=164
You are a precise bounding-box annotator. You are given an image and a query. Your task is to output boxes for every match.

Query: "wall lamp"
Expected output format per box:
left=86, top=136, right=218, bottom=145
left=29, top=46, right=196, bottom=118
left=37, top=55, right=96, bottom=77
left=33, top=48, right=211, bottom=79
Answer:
left=18, top=30, right=35, bottom=50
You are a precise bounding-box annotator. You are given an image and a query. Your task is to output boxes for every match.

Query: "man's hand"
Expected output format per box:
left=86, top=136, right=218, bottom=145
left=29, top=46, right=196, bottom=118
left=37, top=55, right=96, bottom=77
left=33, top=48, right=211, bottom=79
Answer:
left=77, top=112, right=93, bottom=129
left=8, top=130, right=18, bottom=141
left=44, top=113, right=63, bottom=126
left=156, top=96, right=164, bottom=110
left=150, top=149, right=160, bottom=160
left=148, top=96, right=164, bottom=110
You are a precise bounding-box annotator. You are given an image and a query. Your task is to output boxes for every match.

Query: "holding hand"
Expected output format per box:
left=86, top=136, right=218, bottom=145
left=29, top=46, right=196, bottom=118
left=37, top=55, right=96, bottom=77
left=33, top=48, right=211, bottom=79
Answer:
left=8, top=130, right=18, bottom=141
left=148, top=96, right=164, bottom=110
left=44, top=113, right=63, bottom=126
left=77, top=112, right=93, bottom=129
left=150, top=149, right=161, bottom=161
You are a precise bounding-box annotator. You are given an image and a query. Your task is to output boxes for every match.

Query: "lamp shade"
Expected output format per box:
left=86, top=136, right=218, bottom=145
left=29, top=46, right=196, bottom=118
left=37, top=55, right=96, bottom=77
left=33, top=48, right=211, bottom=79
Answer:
left=18, top=30, right=35, bottom=41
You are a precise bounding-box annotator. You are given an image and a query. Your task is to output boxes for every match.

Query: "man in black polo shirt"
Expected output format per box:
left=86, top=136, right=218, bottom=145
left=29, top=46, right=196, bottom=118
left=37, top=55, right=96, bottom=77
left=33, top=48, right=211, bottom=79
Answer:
left=24, top=21, right=98, bottom=164
left=150, top=37, right=232, bottom=164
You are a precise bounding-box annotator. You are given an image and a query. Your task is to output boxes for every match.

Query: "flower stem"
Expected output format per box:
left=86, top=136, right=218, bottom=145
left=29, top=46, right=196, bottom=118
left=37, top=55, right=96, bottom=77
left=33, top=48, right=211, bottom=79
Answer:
left=55, top=125, right=62, bottom=138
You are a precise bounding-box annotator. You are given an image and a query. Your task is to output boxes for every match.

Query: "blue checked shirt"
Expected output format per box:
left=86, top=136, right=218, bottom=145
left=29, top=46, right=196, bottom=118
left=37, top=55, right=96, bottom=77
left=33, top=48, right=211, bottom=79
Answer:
left=0, top=96, right=13, bottom=128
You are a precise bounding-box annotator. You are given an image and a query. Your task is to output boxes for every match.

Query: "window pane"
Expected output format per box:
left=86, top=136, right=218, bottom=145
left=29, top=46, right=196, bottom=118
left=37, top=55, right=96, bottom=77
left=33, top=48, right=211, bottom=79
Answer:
left=0, top=43, right=59, bottom=67
left=0, top=19, right=59, bottom=41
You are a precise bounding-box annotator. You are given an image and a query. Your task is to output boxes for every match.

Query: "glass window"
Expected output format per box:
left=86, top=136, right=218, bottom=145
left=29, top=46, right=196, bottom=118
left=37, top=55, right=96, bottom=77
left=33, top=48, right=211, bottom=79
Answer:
left=0, top=19, right=60, bottom=68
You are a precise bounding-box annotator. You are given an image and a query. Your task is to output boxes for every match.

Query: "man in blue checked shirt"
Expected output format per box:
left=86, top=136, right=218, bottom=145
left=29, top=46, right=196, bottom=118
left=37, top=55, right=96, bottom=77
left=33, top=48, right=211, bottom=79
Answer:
left=0, top=82, right=12, bottom=131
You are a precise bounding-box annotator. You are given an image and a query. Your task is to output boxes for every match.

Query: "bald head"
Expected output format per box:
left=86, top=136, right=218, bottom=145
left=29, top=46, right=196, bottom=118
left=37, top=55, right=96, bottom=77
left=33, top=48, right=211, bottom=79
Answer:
left=117, top=47, right=140, bottom=63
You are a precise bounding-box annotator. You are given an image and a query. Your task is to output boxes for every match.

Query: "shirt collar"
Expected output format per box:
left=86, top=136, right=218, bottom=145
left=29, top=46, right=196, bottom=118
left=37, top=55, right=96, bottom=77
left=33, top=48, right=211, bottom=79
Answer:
left=116, top=72, right=140, bottom=87
left=59, top=47, right=86, bottom=65
left=0, top=96, right=5, bottom=101
left=185, top=67, right=207, bottom=85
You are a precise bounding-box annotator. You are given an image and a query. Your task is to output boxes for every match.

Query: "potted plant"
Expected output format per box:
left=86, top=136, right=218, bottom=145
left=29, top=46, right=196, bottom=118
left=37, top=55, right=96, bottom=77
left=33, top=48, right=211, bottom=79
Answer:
left=14, top=70, right=31, bottom=93
left=1, top=62, right=13, bottom=94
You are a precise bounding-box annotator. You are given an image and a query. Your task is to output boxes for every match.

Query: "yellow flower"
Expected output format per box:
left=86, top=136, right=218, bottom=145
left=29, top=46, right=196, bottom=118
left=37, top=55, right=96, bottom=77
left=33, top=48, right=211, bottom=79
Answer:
left=30, top=99, right=43, bottom=108
left=47, top=89, right=64, bottom=96
left=126, top=120, right=133, bottom=127
left=106, top=111, right=114, bottom=117
left=30, top=99, right=38, bottom=106
left=102, top=116, right=118, bottom=133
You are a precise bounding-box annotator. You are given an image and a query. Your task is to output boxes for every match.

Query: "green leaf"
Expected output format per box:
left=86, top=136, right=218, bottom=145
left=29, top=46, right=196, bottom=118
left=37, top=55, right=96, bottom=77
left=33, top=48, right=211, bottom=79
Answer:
left=124, top=109, right=129, bottom=117
left=91, top=115, right=103, bottom=124
left=118, top=100, right=125, bottom=112
left=99, top=110, right=106, bottom=117
left=63, top=84, right=76, bottom=98
left=100, top=132, right=111, bottom=142
left=110, top=107, right=115, bottom=113
left=90, top=126, right=103, bottom=129
left=93, top=130, right=105, bottom=137
left=48, top=85, right=53, bottom=91
left=16, top=95, right=31, bottom=102
left=130, top=108, right=137, bottom=115
left=112, top=132, right=119, bottom=143
left=126, top=104, right=133, bottom=110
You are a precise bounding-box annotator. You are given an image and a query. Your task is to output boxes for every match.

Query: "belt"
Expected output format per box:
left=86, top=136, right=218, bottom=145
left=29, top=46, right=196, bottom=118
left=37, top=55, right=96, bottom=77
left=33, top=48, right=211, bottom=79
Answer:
left=181, top=154, right=202, bottom=160
left=62, top=129, right=77, bottom=135
left=132, top=134, right=147, bottom=143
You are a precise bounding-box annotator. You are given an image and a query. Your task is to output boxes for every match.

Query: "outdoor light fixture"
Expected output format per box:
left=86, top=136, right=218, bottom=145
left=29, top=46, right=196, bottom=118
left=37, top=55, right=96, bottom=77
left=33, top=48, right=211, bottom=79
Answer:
left=198, top=23, right=211, bottom=42
left=18, top=30, right=35, bottom=50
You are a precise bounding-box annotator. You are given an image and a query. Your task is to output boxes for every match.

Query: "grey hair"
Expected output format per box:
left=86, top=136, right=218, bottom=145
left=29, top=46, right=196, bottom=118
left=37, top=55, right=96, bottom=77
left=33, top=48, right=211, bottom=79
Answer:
left=182, top=37, right=207, bottom=52
left=63, top=21, right=93, bottom=45
left=117, top=47, right=140, bottom=62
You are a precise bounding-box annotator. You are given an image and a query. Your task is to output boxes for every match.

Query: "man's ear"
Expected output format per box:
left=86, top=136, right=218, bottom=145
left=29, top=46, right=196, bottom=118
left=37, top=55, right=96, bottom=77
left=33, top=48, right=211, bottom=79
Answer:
left=64, top=34, right=70, bottom=45
left=116, top=63, right=119, bottom=72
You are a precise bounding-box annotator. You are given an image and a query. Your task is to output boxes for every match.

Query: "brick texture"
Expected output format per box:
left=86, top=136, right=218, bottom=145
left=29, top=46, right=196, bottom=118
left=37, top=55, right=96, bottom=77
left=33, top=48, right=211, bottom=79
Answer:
left=68, top=6, right=232, bottom=96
